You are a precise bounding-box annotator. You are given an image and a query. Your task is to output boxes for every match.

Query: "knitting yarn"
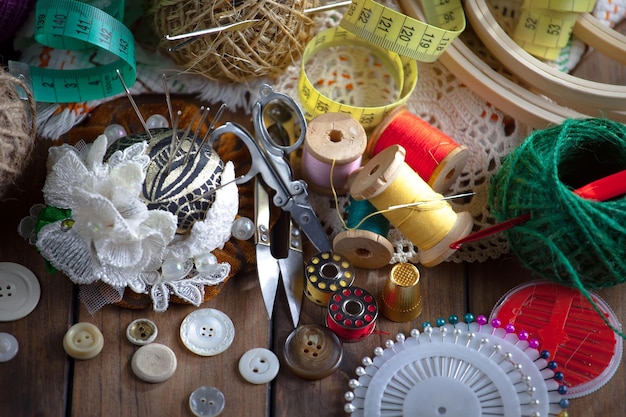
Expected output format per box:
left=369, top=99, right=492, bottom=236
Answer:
left=0, top=0, right=34, bottom=43
left=148, top=0, right=316, bottom=83
left=489, top=118, right=626, bottom=293
left=0, top=67, right=37, bottom=198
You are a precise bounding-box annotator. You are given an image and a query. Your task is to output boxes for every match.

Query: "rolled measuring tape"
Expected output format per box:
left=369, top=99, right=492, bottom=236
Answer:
left=304, top=251, right=355, bottom=307
left=325, top=286, right=378, bottom=342
left=298, top=0, right=466, bottom=130
left=9, top=0, right=136, bottom=103
left=512, top=0, right=596, bottom=60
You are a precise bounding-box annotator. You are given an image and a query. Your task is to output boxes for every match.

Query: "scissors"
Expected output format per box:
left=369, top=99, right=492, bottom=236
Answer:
left=209, top=84, right=331, bottom=326
left=209, top=84, right=331, bottom=253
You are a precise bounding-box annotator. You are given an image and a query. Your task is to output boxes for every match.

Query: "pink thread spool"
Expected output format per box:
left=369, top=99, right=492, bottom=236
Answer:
left=301, top=112, right=367, bottom=195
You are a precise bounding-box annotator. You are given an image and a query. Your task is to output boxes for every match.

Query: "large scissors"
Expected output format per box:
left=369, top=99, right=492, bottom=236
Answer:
left=209, top=84, right=331, bottom=253
left=209, top=84, right=331, bottom=326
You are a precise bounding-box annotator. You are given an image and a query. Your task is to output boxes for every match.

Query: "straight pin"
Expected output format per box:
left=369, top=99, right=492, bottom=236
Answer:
left=167, top=106, right=204, bottom=173
left=116, top=69, right=154, bottom=141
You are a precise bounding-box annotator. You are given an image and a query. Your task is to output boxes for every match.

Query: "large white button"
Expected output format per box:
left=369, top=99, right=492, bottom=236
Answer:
left=131, top=343, right=177, bottom=383
left=126, top=318, right=158, bottom=345
left=180, top=308, right=234, bottom=356
left=63, top=322, right=104, bottom=360
left=189, top=386, right=225, bottom=417
left=0, top=333, right=18, bottom=362
left=0, top=262, right=40, bottom=321
left=238, top=347, right=280, bottom=384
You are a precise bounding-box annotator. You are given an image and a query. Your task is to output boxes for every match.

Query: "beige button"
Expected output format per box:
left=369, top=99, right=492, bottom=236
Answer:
left=63, top=322, right=104, bottom=360
left=131, top=343, right=177, bottom=383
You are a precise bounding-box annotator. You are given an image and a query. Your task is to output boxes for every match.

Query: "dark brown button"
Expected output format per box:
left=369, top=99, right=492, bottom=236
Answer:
left=283, top=324, right=343, bottom=380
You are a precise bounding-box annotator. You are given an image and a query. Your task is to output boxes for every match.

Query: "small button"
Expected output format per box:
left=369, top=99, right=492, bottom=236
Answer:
left=0, top=333, right=18, bottom=362
left=131, top=343, right=177, bottom=383
left=238, top=347, right=280, bottom=384
left=180, top=308, right=235, bottom=356
left=0, top=262, right=41, bottom=321
left=189, top=386, right=225, bottom=417
left=283, top=324, right=343, bottom=380
left=63, top=322, right=104, bottom=360
left=126, top=318, right=158, bottom=345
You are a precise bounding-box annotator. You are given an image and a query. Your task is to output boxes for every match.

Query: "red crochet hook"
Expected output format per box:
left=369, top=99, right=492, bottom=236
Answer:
left=450, top=169, right=626, bottom=250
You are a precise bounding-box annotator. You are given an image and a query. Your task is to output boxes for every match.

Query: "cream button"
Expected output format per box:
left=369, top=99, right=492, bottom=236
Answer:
left=180, top=308, right=235, bottom=356
left=126, top=318, right=158, bottom=345
left=238, top=347, right=280, bottom=384
left=131, top=343, right=177, bottom=383
left=0, top=333, right=18, bottom=362
left=0, top=262, right=40, bottom=321
left=63, top=322, right=104, bottom=360
left=189, top=386, right=225, bottom=417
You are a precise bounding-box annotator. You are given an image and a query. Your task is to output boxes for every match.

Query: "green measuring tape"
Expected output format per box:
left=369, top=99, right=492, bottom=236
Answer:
left=9, top=0, right=136, bottom=103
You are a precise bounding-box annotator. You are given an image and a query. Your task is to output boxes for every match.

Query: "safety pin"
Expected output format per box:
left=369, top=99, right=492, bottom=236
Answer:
left=165, top=0, right=353, bottom=51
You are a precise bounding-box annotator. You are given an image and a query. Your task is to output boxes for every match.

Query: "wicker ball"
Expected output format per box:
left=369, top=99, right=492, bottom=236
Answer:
left=148, top=0, right=317, bottom=83
left=0, top=67, right=36, bottom=198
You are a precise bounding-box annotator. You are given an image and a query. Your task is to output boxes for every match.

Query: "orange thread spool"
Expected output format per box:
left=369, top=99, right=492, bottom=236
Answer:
left=368, top=106, right=469, bottom=193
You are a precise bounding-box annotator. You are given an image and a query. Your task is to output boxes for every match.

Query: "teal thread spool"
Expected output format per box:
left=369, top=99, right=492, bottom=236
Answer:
left=489, top=118, right=626, bottom=337
left=333, top=197, right=394, bottom=269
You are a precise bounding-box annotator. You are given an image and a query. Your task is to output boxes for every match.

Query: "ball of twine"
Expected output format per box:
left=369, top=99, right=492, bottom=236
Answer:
left=148, top=0, right=316, bottom=83
left=490, top=118, right=626, bottom=292
left=0, top=67, right=37, bottom=198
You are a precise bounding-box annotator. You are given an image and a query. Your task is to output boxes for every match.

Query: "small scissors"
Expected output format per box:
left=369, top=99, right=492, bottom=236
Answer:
left=209, top=84, right=331, bottom=326
left=209, top=84, right=331, bottom=254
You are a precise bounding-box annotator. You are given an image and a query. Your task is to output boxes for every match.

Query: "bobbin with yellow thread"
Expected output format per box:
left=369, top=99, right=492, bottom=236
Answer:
left=305, top=252, right=355, bottom=307
left=350, top=144, right=473, bottom=267
left=380, top=262, right=423, bottom=322
left=368, top=106, right=469, bottom=194
left=325, top=286, right=378, bottom=343
left=302, top=112, right=367, bottom=195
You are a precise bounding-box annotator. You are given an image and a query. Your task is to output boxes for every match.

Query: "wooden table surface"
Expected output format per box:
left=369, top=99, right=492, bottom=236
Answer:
left=2, top=28, right=626, bottom=417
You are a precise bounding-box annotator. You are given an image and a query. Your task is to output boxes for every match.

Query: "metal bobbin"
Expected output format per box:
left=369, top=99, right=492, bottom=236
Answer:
left=325, top=286, right=378, bottom=343
left=304, top=252, right=355, bottom=307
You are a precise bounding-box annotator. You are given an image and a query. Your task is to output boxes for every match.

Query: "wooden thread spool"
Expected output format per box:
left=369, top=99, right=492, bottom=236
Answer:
left=368, top=106, right=469, bottom=193
left=350, top=144, right=473, bottom=267
left=302, top=112, right=367, bottom=195
left=333, top=197, right=394, bottom=270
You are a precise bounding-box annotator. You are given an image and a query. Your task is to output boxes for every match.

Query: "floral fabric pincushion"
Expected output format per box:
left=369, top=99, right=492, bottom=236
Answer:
left=19, top=98, right=250, bottom=313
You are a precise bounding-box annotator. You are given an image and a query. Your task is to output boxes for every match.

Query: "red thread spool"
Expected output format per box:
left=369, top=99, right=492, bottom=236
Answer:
left=326, top=286, right=378, bottom=343
left=368, top=106, right=469, bottom=193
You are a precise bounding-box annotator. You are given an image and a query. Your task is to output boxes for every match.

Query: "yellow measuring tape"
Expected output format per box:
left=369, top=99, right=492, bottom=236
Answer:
left=9, top=0, right=136, bottom=103
left=298, top=0, right=465, bottom=130
left=512, top=0, right=596, bottom=60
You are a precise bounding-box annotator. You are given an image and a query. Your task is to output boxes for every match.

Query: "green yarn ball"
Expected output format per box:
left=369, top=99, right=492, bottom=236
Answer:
left=489, top=118, right=626, bottom=291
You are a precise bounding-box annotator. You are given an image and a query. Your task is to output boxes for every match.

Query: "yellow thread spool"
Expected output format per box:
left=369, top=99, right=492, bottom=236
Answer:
left=350, top=144, right=473, bottom=267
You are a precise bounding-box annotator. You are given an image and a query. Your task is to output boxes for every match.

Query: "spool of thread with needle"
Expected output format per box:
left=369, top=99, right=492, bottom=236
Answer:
left=368, top=106, right=469, bottom=193
left=301, top=112, right=367, bottom=195
left=350, top=144, right=473, bottom=267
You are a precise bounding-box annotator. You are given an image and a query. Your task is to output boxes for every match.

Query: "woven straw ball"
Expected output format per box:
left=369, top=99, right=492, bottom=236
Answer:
left=148, top=0, right=317, bottom=83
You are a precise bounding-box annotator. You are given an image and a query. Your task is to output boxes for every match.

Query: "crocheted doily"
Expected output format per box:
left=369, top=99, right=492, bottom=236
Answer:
left=14, top=0, right=620, bottom=263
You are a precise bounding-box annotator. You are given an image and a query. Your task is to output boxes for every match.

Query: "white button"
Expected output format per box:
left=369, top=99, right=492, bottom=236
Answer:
left=63, top=322, right=104, bottom=360
left=131, top=343, right=177, bottom=383
left=180, top=308, right=234, bottom=356
left=238, top=347, right=280, bottom=384
left=0, top=333, right=18, bottom=362
left=0, top=262, right=40, bottom=321
left=189, top=386, right=225, bottom=417
left=126, top=318, right=158, bottom=345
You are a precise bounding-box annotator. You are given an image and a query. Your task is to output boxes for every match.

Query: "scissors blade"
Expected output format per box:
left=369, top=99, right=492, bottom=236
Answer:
left=255, top=178, right=280, bottom=320
left=277, top=220, right=304, bottom=328
left=283, top=198, right=332, bottom=253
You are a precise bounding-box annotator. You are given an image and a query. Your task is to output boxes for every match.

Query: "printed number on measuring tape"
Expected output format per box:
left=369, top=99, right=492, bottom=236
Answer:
left=9, top=0, right=136, bottom=103
left=512, top=0, right=596, bottom=60
left=339, top=0, right=465, bottom=63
